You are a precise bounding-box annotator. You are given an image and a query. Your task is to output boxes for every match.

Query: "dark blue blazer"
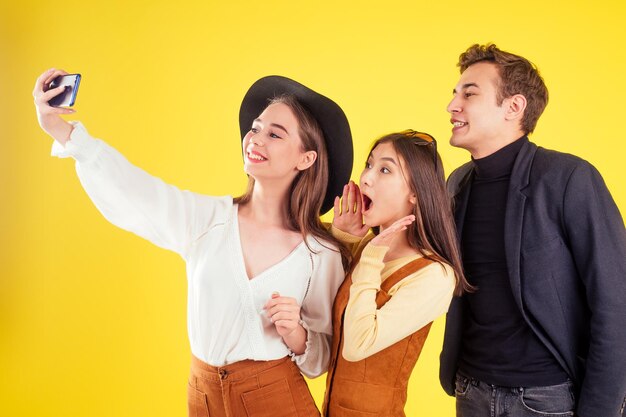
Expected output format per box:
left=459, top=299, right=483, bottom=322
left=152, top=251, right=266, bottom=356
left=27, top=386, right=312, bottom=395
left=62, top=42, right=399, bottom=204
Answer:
left=439, top=140, right=626, bottom=417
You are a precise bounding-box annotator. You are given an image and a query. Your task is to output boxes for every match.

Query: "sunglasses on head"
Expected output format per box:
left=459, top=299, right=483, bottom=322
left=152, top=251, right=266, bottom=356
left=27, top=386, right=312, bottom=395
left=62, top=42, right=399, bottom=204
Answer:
left=400, top=129, right=438, bottom=171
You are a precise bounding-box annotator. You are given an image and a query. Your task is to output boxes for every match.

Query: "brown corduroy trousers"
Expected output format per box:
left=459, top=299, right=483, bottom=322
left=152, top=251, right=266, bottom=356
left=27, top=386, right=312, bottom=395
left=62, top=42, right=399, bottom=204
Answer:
left=188, top=355, right=320, bottom=417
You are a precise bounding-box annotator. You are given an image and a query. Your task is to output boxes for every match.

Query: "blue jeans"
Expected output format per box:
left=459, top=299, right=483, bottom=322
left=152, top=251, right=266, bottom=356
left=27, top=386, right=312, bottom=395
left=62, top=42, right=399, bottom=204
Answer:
left=455, top=371, right=576, bottom=417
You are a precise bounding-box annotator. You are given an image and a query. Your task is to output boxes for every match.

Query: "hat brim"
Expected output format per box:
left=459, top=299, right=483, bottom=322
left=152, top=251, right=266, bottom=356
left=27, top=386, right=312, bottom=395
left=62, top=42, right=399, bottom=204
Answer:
left=239, top=75, right=353, bottom=214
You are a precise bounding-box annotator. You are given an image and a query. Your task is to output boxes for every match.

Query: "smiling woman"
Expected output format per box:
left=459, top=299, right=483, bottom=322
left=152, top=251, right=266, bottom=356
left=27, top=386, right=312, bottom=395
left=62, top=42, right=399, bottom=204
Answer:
left=32, top=71, right=353, bottom=417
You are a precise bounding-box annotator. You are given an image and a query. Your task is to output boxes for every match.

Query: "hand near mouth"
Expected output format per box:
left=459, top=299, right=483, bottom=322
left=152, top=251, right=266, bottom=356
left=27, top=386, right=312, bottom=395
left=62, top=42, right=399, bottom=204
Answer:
left=370, top=215, right=416, bottom=247
left=333, top=181, right=369, bottom=237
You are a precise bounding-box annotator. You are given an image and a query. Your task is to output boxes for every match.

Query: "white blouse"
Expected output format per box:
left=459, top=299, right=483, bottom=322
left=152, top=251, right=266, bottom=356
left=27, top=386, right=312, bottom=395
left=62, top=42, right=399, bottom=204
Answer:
left=52, top=122, right=345, bottom=378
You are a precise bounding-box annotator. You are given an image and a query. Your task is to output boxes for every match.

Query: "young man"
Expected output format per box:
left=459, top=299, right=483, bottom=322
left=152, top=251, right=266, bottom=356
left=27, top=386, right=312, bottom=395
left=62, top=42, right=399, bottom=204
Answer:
left=439, top=44, right=626, bottom=417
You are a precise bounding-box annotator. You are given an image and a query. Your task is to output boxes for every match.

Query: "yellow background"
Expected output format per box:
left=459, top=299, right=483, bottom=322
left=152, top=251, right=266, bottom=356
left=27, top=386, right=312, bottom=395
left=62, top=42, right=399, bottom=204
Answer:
left=2, top=1, right=625, bottom=416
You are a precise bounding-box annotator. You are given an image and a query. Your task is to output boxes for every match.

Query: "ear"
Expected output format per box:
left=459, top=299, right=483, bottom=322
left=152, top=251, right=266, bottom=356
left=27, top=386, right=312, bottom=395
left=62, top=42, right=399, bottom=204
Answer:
left=296, top=150, right=317, bottom=171
left=409, top=193, right=417, bottom=205
left=504, top=94, right=527, bottom=122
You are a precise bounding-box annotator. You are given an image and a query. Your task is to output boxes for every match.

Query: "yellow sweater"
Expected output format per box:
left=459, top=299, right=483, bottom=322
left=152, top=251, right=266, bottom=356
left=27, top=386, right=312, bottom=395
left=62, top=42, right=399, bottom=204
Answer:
left=331, top=227, right=455, bottom=362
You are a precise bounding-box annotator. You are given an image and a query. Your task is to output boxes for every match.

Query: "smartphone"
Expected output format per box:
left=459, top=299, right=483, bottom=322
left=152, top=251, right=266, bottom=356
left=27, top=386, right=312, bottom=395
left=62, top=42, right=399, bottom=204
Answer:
left=47, top=74, right=81, bottom=107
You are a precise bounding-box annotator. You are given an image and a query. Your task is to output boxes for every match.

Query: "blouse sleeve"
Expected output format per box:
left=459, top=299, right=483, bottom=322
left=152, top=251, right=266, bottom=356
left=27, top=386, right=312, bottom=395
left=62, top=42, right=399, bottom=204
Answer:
left=341, top=243, right=455, bottom=362
left=51, top=122, right=229, bottom=259
left=290, top=239, right=345, bottom=378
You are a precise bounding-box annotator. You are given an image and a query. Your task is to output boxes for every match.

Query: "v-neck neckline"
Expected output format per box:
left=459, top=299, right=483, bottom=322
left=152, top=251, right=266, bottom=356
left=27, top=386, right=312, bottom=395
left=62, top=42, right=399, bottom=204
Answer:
left=232, top=204, right=307, bottom=281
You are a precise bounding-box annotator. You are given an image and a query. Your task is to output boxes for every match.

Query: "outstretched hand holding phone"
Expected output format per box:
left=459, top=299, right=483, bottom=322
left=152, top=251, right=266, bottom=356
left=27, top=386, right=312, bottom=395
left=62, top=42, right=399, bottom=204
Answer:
left=33, top=68, right=78, bottom=146
left=48, top=73, right=80, bottom=107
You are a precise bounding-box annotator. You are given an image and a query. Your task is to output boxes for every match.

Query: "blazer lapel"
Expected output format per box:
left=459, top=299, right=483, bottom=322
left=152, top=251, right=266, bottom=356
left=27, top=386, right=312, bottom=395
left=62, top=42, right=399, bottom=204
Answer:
left=505, top=141, right=538, bottom=310
left=449, top=164, right=474, bottom=239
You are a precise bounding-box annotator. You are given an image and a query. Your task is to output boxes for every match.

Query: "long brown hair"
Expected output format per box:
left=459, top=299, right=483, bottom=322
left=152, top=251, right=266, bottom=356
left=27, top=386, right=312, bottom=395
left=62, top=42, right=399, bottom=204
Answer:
left=234, top=95, right=351, bottom=269
left=369, top=132, right=471, bottom=295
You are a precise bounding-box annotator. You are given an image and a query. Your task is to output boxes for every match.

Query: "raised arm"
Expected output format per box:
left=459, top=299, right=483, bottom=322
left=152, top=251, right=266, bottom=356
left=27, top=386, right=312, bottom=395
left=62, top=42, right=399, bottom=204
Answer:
left=33, top=69, right=229, bottom=258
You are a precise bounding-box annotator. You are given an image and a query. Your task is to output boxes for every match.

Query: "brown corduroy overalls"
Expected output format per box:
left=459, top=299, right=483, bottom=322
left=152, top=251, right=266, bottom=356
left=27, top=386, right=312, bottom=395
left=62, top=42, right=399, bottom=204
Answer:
left=323, top=257, right=434, bottom=417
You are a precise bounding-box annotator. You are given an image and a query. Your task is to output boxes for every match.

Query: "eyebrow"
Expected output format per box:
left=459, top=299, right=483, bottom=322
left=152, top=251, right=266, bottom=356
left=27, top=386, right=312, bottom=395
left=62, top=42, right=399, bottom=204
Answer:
left=453, top=82, right=479, bottom=94
left=271, top=123, right=289, bottom=135
left=369, top=154, right=398, bottom=166
left=381, top=157, right=398, bottom=166
left=253, top=118, right=289, bottom=135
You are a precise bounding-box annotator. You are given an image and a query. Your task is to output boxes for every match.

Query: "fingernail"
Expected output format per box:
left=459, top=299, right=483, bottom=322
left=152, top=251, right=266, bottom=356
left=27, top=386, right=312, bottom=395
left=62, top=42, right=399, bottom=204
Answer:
left=272, top=292, right=279, bottom=298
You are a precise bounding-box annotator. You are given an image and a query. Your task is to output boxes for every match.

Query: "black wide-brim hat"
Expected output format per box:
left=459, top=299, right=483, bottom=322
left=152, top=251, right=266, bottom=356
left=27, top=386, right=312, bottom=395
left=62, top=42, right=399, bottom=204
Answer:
left=239, top=75, right=353, bottom=214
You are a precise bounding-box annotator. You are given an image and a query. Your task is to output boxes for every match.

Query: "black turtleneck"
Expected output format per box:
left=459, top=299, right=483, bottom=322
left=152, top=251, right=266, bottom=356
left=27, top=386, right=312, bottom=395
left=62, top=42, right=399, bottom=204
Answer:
left=458, top=137, right=568, bottom=386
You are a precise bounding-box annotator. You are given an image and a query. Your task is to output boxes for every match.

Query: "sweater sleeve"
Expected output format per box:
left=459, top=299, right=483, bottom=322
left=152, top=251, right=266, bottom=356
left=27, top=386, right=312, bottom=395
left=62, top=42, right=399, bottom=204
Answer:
left=51, top=122, right=229, bottom=259
left=291, top=240, right=345, bottom=378
left=330, top=225, right=370, bottom=256
left=342, top=243, right=455, bottom=362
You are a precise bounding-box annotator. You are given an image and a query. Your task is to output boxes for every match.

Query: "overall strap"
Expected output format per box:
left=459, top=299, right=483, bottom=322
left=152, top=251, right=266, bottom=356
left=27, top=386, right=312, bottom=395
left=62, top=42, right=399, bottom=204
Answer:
left=376, top=257, right=434, bottom=308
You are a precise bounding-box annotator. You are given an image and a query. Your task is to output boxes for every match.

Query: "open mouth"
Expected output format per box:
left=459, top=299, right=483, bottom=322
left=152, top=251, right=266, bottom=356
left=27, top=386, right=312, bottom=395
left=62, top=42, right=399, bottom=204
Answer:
left=452, top=121, right=467, bottom=128
left=362, top=194, right=373, bottom=212
left=247, top=151, right=267, bottom=162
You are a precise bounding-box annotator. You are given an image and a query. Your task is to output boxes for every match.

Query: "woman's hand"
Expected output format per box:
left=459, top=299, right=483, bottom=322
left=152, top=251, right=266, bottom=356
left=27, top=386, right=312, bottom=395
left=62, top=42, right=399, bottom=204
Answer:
left=265, top=293, right=302, bottom=337
left=33, top=68, right=76, bottom=145
left=370, top=215, right=415, bottom=247
left=333, top=181, right=369, bottom=237
left=264, top=292, right=306, bottom=354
